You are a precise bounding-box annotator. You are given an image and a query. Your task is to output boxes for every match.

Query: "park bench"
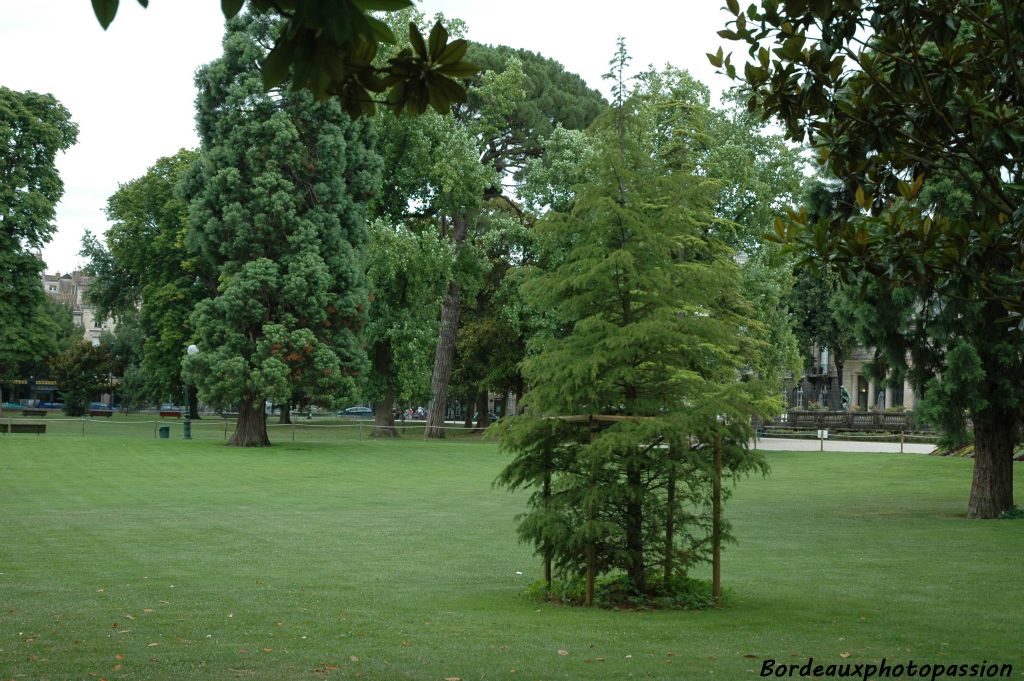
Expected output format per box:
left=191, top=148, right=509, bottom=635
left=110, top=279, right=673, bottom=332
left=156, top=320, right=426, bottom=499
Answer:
left=159, top=410, right=183, bottom=418
left=21, top=409, right=47, bottom=417
left=89, top=410, right=114, bottom=418
left=0, top=423, right=46, bottom=434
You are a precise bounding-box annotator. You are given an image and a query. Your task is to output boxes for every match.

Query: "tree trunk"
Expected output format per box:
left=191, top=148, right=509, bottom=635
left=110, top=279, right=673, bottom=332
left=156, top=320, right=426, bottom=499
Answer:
left=278, top=401, right=291, bottom=425
left=663, top=454, right=677, bottom=584
left=497, top=392, right=508, bottom=420
left=371, top=340, right=399, bottom=437
left=424, top=213, right=470, bottom=439
left=513, top=376, right=524, bottom=416
left=229, top=394, right=270, bottom=447
left=543, top=468, right=552, bottom=588
left=474, top=389, right=490, bottom=431
left=462, top=395, right=474, bottom=429
left=625, top=453, right=646, bottom=593
left=969, top=404, right=1017, bottom=518
left=188, top=384, right=201, bottom=420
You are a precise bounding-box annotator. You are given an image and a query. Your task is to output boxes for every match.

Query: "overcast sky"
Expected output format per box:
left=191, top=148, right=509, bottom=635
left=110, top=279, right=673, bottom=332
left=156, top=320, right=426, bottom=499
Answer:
left=1, top=1, right=736, bottom=274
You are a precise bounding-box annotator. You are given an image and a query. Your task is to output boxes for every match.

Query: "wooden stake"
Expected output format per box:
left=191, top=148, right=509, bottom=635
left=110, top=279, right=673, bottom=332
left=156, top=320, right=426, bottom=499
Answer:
left=713, top=431, right=722, bottom=608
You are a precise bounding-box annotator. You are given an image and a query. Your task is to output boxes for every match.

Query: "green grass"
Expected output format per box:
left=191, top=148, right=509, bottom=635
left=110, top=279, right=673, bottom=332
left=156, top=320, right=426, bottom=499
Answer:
left=0, top=436, right=1021, bottom=680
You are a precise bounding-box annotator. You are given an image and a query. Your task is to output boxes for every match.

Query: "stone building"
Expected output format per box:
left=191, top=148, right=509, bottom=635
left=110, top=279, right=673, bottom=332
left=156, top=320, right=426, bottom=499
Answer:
left=41, top=270, right=116, bottom=344
left=786, top=343, right=918, bottom=412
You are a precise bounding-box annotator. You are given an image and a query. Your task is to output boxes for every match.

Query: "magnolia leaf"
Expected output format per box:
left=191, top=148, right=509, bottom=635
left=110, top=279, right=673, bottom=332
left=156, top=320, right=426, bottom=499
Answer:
left=92, top=0, right=119, bottom=29
left=409, top=23, right=428, bottom=60
left=427, top=21, right=449, bottom=61
left=352, top=0, right=412, bottom=10
left=437, top=61, right=479, bottom=79
left=261, top=41, right=294, bottom=90
left=221, top=0, right=244, bottom=18
left=436, top=39, right=469, bottom=65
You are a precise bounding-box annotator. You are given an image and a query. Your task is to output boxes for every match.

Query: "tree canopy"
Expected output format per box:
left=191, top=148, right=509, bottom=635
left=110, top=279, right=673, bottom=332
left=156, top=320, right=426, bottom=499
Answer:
left=716, top=0, right=1024, bottom=517
left=81, top=149, right=207, bottom=414
left=0, top=87, right=78, bottom=411
left=496, top=43, right=774, bottom=604
left=183, top=12, right=381, bottom=446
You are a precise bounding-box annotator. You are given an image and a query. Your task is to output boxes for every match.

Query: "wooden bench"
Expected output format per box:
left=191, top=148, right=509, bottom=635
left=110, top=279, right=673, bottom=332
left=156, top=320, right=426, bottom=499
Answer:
left=159, top=410, right=183, bottom=418
left=21, top=409, right=47, bottom=417
left=1, top=423, right=46, bottom=434
left=89, top=410, right=114, bottom=418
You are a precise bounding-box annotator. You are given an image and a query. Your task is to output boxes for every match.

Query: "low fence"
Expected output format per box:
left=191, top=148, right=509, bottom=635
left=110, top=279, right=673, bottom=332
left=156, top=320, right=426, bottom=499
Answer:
left=0, top=412, right=489, bottom=443
left=764, top=410, right=929, bottom=433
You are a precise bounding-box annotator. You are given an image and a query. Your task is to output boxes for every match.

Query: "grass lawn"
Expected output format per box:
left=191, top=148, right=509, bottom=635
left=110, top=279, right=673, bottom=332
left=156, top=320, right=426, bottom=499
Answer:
left=0, top=436, right=1021, bottom=680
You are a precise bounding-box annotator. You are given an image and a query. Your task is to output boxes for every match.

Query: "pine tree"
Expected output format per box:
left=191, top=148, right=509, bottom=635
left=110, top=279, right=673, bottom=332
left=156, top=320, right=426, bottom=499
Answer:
left=496, top=41, right=772, bottom=604
left=183, top=12, right=380, bottom=446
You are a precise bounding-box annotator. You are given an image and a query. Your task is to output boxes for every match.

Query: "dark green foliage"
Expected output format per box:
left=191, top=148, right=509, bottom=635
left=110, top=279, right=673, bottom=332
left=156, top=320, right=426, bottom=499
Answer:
left=88, top=1, right=475, bottom=117
left=721, top=1, right=1024, bottom=518
left=0, top=87, right=78, bottom=408
left=363, top=220, right=452, bottom=430
left=525, top=573, right=718, bottom=610
left=49, top=339, right=110, bottom=416
left=184, top=12, right=381, bottom=446
left=462, top=43, right=607, bottom=182
left=81, top=149, right=204, bottom=408
left=496, top=45, right=774, bottom=603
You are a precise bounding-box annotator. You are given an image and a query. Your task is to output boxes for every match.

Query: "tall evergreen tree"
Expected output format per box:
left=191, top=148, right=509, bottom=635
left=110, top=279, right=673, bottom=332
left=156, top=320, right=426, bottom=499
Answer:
left=184, top=12, right=381, bottom=446
left=497, top=42, right=771, bottom=602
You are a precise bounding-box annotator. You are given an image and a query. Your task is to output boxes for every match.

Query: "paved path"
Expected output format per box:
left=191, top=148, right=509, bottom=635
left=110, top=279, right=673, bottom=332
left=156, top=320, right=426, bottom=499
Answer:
left=752, top=437, right=936, bottom=454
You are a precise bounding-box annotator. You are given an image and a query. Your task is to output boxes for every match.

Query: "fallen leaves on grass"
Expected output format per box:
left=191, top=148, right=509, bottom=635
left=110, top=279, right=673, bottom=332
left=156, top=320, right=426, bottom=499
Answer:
left=840, top=652, right=851, bottom=659
left=557, top=649, right=569, bottom=656
left=350, top=655, right=359, bottom=662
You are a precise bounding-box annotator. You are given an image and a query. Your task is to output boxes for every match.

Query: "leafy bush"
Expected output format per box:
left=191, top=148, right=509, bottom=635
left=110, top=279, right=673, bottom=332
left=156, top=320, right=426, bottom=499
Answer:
left=997, top=506, right=1024, bottom=520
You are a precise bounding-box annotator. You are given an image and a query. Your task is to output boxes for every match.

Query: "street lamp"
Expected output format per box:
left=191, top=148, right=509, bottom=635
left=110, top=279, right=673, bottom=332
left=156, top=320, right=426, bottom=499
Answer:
left=183, top=344, right=199, bottom=440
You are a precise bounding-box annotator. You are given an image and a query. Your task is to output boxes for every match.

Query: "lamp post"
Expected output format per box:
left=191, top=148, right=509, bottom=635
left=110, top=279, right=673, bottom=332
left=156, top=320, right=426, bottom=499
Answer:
left=183, top=344, right=199, bottom=440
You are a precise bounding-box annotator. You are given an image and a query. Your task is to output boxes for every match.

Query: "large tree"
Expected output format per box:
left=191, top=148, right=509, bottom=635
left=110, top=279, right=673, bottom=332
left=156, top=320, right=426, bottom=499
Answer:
left=0, top=87, right=78, bottom=412
left=717, top=0, right=1024, bottom=517
left=50, top=339, right=111, bottom=416
left=184, top=12, right=380, bottom=446
left=497, top=44, right=772, bottom=601
left=418, top=44, right=607, bottom=438
left=81, top=149, right=207, bottom=415
left=363, top=220, right=452, bottom=436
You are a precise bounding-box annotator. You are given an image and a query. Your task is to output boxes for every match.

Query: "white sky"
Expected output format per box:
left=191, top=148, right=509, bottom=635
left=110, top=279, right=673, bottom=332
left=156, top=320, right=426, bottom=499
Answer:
left=1, top=1, right=736, bottom=274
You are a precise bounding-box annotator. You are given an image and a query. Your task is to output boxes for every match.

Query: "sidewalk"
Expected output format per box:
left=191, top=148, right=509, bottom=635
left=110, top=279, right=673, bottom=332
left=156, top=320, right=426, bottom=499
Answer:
left=752, top=436, right=935, bottom=454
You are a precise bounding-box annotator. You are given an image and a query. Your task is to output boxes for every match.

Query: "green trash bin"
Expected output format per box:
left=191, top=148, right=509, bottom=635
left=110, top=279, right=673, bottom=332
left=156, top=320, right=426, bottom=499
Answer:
left=159, top=426, right=170, bottom=439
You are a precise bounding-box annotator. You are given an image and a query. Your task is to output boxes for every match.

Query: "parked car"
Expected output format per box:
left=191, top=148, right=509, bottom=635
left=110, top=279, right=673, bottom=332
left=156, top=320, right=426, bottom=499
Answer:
left=90, top=402, right=111, bottom=411
left=339, top=405, right=373, bottom=416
